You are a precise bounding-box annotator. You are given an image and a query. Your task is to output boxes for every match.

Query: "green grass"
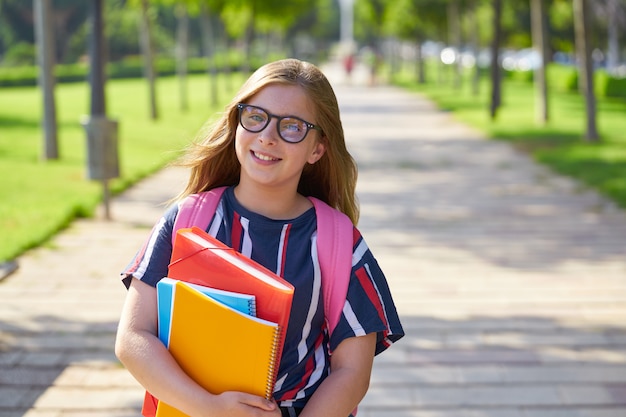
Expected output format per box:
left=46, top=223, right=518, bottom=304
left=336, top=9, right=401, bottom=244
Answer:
left=0, top=73, right=244, bottom=263
left=393, top=62, right=626, bottom=209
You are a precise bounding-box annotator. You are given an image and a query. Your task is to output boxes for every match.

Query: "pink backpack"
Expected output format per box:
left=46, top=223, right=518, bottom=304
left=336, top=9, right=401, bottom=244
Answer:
left=142, top=186, right=355, bottom=417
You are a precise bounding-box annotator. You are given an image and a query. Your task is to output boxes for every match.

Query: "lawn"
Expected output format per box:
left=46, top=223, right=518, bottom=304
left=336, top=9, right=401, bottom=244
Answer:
left=0, top=73, right=243, bottom=262
left=393, top=62, right=626, bottom=210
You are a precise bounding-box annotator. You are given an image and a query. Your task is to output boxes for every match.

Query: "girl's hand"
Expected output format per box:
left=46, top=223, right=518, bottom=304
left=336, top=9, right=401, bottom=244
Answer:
left=209, top=392, right=281, bottom=417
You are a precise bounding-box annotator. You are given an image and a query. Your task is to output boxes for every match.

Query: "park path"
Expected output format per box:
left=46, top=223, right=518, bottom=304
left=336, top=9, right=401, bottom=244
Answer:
left=0, top=61, right=625, bottom=416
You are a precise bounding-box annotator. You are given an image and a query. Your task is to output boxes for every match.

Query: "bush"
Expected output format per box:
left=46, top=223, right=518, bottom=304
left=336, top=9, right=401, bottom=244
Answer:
left=596, top=70, right=626, bottom=98
left=504, top=69, right=534, bottom=83
left=0, top=54, right=251, bottom=87
left=549, top=64, right=578, bottom=93
left=2, top=42, right=36, bottom=66
left=0, top=66, right=39, bottom=86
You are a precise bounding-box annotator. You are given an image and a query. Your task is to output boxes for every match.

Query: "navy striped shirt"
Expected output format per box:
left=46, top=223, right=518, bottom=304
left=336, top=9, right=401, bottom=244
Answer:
left=122, top=186, right=404, bottom=408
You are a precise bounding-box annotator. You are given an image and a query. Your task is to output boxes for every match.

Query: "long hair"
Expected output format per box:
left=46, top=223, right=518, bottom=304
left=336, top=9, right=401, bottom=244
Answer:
left=175, top=59, right=359, bottom=224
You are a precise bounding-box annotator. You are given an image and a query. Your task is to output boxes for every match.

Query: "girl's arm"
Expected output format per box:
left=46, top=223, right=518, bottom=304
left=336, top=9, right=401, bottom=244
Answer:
left=115, top=278, right=280, bottom=417
left=299, top=332, right=377, bottom=417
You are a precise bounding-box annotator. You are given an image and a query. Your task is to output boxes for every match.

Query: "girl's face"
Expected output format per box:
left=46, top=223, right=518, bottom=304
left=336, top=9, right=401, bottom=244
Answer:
left=234, top=84, right=325, bottom=193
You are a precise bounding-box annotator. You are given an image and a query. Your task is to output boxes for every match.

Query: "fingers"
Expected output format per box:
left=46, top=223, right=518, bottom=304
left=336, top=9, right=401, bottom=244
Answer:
left=215, top=391, right=278, bottom=415
left=239, top=394, right=277, bottom=411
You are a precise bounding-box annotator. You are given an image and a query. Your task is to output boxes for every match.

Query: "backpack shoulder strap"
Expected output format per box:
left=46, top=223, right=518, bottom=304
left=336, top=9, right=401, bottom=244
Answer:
left=172, top=186, right=227, bottom=245
left=309, top=197, right=354, bottom=335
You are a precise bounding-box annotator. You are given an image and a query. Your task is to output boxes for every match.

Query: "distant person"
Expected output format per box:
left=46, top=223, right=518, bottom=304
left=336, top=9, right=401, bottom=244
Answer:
left=115, top=58, right=404, bottom=417
left=343, top=53, right=355, bottom=81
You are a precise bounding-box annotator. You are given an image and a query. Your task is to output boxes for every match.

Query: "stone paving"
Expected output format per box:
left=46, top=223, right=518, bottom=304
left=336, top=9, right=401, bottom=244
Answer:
left=1, top=63, right=625, bottom=416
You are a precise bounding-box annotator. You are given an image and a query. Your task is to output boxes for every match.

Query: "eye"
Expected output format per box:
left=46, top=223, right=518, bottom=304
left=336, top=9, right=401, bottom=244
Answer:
left=281, top=118, right=305, bottom=132
left=244, top=108, right=268, bottom=125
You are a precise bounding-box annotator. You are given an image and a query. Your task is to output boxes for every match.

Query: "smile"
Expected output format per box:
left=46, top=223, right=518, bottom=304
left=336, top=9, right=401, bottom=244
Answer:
left=253, top=151, right=280, bottom=162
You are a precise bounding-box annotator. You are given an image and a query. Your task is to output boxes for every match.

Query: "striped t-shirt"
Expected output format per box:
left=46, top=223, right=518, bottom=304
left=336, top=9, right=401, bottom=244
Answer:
left=122, top=186, right=404, bottom=408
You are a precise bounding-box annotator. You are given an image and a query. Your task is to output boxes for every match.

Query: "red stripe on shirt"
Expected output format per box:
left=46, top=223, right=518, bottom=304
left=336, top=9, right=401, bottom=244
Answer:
left=231, top=212, right=242, bottom=250
left=355, top=267, right=388, bottom=328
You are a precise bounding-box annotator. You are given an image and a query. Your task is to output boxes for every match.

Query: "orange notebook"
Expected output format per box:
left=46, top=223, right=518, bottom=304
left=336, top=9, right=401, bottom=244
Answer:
left=155, top=281, right=281, bottom=417
left=168, top=227, right=294, bottom=347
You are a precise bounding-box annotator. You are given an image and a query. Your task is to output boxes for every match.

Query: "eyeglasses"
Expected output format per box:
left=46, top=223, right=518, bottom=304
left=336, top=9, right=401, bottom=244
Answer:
left=237, top=103, right=323, bottom=143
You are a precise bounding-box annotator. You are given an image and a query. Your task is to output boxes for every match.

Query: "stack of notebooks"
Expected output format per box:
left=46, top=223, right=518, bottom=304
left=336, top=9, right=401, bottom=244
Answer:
left=151, top=227, right=295, bottom=417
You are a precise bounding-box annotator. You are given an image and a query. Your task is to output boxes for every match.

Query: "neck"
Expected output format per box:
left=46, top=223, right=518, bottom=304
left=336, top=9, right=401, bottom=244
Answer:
left=233, top=184, right=311, bottom=220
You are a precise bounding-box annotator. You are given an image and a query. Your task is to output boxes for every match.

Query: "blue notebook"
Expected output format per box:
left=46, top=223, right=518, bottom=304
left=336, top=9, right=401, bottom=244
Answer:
left=156, top=277, right=257, bottom=347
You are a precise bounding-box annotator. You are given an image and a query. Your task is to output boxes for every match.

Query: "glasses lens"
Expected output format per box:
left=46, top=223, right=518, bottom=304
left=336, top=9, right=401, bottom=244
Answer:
left=279, top=118, right=307, bottom=143
left=240, top=106, right=268, bottom=132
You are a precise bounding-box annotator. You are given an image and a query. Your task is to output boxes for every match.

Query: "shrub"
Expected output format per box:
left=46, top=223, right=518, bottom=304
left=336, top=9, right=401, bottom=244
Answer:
left=595, top=70, right=626, bottom=98
left=2, top=42, right=36, bottom=66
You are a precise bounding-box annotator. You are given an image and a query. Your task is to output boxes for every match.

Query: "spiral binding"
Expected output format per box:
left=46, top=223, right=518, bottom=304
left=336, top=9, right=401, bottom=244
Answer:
left=264, top=325, right=282, bottom=399
left=249, top=299, right=257, bottom=317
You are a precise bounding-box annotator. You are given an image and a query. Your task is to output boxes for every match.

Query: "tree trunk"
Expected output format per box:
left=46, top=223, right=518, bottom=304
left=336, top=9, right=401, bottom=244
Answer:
left=573, top=0, right=599, bottom=141
left=469, top=0, right=481, bottom=96
left=200, top=3, right=218, bottom=107
left=448, top=0, right=462, bottom=89
left=415, top=40, right=425, bottom=84
left=175, top=4, right=189, bottom=112
left=242, top=4, right=255, bottom=76
left=531, top=0, right=549, bottom=124
left=489, top=0, right=503, bottom=120
left=139, top=0, right=158, bottom=120
left=34, top=0, right=59, bottom=160
left=606, top=0, right=620, bottom=74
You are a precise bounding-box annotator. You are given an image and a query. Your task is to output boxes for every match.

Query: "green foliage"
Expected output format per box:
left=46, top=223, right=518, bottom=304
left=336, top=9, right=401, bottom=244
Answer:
left=504, top=69, right=534, bottom=83
left=596, top=70, right=626, bottom=98
left=546, top=66, right=626, bottom=98
left=0, top=66, right=38, bottom=86
left=2, top=42, right=36, bottom=66
left=549, top=64, right=578, bottom=93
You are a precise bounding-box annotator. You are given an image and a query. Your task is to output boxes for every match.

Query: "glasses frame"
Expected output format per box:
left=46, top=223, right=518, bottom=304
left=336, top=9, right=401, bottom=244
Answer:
left=236, top=103, right=323, bottom=144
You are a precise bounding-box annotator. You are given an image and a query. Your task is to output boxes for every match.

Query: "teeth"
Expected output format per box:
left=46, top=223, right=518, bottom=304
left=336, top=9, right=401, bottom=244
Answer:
left=254, top=152, right=278, bottom=161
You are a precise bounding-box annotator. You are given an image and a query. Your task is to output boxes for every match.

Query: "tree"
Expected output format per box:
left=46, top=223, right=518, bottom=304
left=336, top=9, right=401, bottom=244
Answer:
left=530, top=0, right=549, bottom=124
left=220, top=0, right=311, bottom=74
left=573, top=0, right=599, bottom=141
left=448, top=0, right=463, bottom=89
left=33, top=0, right=58, bottom=160
left=175, top=3, right=189, bottom=112
left=466, top=0, right=483, bottom=95
left=383, top=0, right=444, bottom=84
left=489, top=0, right=503, bottom=120
left=138, top=0, right=158, bottom=120
left=593, top=0, right=626, bottom=75
left=199, top=0, right=225, bottom=107
left=356, top=0, right=390, bottom=78
left=0, top=0, right=89, bottom=63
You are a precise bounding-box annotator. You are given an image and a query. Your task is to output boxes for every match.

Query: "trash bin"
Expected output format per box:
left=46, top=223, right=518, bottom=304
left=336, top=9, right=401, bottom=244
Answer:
left=81, top=115, right=119, bottom=181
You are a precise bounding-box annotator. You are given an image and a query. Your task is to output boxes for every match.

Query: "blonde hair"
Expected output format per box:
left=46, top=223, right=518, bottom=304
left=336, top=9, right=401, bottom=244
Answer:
left=176, top=58, right=359, bottom=224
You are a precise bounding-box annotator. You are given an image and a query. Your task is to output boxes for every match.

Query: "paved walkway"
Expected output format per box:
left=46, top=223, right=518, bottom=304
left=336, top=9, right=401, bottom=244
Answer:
left=1, top=63, right=626, bottom=417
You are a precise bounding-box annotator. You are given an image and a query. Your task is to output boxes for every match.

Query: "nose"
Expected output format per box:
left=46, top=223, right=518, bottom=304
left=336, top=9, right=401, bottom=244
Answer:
left=257, top=117, right=280, bottom=143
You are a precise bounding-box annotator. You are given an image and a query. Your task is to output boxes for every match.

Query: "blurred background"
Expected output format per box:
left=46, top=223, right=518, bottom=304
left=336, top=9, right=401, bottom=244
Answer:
left=0, top=0, right=625, bottom=265
left=0, top=0, right=624, bottom=88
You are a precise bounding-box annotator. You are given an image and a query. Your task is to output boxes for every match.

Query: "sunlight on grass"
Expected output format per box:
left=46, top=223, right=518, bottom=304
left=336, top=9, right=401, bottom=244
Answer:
left=394, top=62, right=626, bottom=211
left=0, top=73, right=243, bottom=262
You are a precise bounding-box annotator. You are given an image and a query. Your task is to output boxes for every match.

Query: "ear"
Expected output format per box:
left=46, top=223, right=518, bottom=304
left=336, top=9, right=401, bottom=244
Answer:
left=307, top=141, right=326, bottom=164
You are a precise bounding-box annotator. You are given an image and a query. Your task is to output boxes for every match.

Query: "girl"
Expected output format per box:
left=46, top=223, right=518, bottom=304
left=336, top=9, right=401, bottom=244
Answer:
left=115, top=58, right=404, bottom=417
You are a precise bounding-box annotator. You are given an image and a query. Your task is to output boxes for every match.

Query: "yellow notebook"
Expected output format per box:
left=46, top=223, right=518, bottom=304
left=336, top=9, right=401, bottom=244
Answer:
left=155, top=281, right=281, bottom=417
